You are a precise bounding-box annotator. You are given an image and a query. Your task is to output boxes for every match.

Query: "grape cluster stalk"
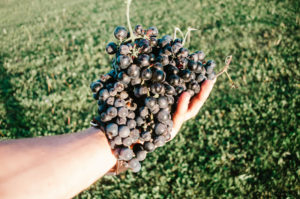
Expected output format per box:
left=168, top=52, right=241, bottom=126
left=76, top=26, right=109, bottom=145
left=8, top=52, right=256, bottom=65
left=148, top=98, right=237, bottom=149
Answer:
left=90, top=25, right=217, bottom=172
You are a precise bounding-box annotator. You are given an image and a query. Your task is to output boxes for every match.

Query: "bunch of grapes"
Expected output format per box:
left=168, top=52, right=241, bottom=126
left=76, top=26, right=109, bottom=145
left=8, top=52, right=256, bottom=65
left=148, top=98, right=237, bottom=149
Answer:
left=90, top=25, right=217, bottom=172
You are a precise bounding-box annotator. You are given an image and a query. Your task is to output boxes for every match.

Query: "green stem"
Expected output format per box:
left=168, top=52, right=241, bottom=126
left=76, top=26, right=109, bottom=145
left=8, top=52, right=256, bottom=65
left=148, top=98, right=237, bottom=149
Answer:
left=126, top=0, right=135, bottom=42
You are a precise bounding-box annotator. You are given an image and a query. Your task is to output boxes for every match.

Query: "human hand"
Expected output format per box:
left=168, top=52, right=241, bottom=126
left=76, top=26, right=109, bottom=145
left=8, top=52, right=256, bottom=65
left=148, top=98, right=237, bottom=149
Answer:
left=170, top=79, right=217, bottom=140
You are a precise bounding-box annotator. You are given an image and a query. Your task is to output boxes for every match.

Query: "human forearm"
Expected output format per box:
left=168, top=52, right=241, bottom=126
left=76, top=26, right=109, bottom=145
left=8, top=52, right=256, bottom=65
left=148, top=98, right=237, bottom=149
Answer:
left=0, top=127, right=116, bottom=199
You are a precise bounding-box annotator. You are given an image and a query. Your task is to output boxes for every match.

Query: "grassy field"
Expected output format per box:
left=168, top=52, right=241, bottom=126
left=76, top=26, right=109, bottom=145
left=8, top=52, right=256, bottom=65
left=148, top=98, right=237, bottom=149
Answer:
left=0, top=0, right=299, bottom=198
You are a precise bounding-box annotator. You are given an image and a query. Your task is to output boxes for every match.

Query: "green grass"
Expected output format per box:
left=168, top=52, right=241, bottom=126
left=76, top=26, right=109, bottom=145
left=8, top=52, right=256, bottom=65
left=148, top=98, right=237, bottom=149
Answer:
left=0, top=0, right=299, bottom=198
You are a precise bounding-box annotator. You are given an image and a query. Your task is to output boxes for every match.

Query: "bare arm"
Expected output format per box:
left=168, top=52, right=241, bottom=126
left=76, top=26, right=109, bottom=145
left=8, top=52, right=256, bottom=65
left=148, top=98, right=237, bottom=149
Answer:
left=0, top=127, right=116, bottom=199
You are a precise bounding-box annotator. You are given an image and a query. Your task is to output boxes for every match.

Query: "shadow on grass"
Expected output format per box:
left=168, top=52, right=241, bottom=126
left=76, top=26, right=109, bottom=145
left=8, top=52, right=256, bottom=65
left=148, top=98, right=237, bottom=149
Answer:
left=0, top=53, right=30, bottom=138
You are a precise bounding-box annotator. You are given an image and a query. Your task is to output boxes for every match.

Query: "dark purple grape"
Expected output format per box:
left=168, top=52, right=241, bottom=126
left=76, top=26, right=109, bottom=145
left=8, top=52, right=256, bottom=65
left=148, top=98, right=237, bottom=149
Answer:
left=127, top=119, right=137, bottom=129
left=151, top=83, right=165, bottom=95
left=196, top=51, right=205, bottom=61
left=119, top=91, right=129, bottom=99
left=188, top=60, right=198, bottom=71
left=154, top=135, right=166, bottom=147
left=134, top=24, right=144, bottom=36
left=150, top=104, right=160, bottom=114
left=149, top=37, right=158, bottom=47
left=207, top=71, right=216, bottom=80
left=145, top=97, right=157, bottom=109
left=181, top=69, right=192, bottom=82
left=119, top=147, right=134, bottom=161
left=177, top=48, right=189, bottom=58
left=156, top=55, right=169, bottom=66
left=136, top=150, right=147, bottom=161
left=117, top=71, right=131, bottom=84
left=144, top=142, right=155, bottom=152
left=127, top=111, right=136, bottom=119
left=109, top=88, right=117, bottom=97
left=119, top=45, right=130, bottom=55
left=116, top=117, right=127, bottom=125
left=205, top=60, right=216, bottom=74
left=119, top=125, right=130, bottom=138
left=152, top=69, right=165, bottom=82
left=130, top=129, right=140, bottom=141
left=114, top=136, right=122, bottom=145
left=157, top=110, right=169, bottom=122
left=105, top=42, right=118, bottom=54
left=138, top=54, right=150, bottom=67
left=134, top=86, right=148, bottom=97
left=114, top=82, right=125, bottom=92
left=106, top=106, right=118, bottom=118
left=168, top=75, right=180, bottom=86
left=127, top=64, right=140, bottom=78
left=189, top=53, right=199, bottom=62
left=90, top=82, right=103, bottom=93
left=123, top=137, right=133, bottom=147
left=129, top=158, right=141, bottom=172
left=158, top=96, right=168, bottom=108
left=171, top=42, right=183, bottom=54
left=155, top=123, right=167, bottom=135
left=140, top=131, right=151, bottom=142
left=131, top=77, right=142, bottom=86
left=117, top=55, right=131, bottom=69
left=146, top=26, right=158, bottom=37
left=106, top=123, right=118, bottom=137
left=114, top=98, right=125, bottom=107
left=167, top=95, right=175, bottom=104
left=106, top=96, right=115, bottom=106
left=114, top=26, right=128, bottom=41
left=99, top=89, right=109, bottom=101
left=196, top=74, right=207, bottom=83
left=136, top=116, right=145, bottom=126
left=165, top=84, right=176, bottom=95
left=141, top=68, right=152, bottom=80
left=100, top=112, right=111, bottom=122
left=161, top=44, right=172, bottom=56
left=166, top=65, right=179, bottom=75
left=118, top=107, right=128, bottom=118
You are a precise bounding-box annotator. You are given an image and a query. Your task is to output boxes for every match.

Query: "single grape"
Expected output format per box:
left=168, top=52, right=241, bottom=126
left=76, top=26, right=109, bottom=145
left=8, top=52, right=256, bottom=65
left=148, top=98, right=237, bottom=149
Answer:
left=141, top=131, right=151, bottom=142
left=171, top=42, right=183, bottom=54
left=127, top=119, right=137, bottom=129
left=177, top=48, right=189, bottom=58
left=105, top=42, right=118, bottom=54
left=106, top=106, right=118, bottom=118
left=181, top=69, right=192, bottom=82
left=149, top=36, right=158, bottom=47
left=127, top=64, right=140, bottom=78
left=167, top=95, right=174, bottom=105
left=205, top=60, right=216, bottom=74
left=129, top=158, right=141, bottom=172
left=157, top=110, right=169, bottom=122
left=150, top=83, right=165, bottom=95
left=152, top=69, right=165, bottom=82
left=114, top=26, right=128, bottom=41
left=136, top=150, right=147, bottom=161
left=123, top=137, right=133, bottom=147
left=114, top=82, right=125, bottom=92
left=146, top=26, right=158, bottom=37
left=106, top=123, right=118, bottom=137
left=119, top=44, right=130, bottom=55
left=119, top=125, right=130, bottom=138
left=106, top=96, right=115, bottom=106
left=155, top=123, right=167, bottom=135
left=138, top=54, right=150, bottom=67
left=196, top=51, right=205, bottom=61
left=119, top=147, right=134, bottom=161
left=154, top=135, right=166, bottom=147
left=114, top=136, right=122, bottom=145
left=188, top=53, right=199, bottom=62
left=109, top=88, right=117, bottom=97
left=117, top=55, right=131, bottom=69
left=134, top=24, right=144, bottom=35
left=130, top=129, right=140, bottom=141
left=136, top=116, right=145, bottom=126
left=117, top=71, right=131, bottom=84
left=161, top=44, right=172, bottom=56
left=150, top=104, right=160, bottom=114
left=114, top=98, right=125, bottom=107
left=141, top=68, right=152, bottom=80
left=168, top=75, right=180, bottom=86
left=99, top=89, right=109, bottom=101
left=165, top=84, right=176, bottom=95
left=116, top=117, right=127, bottom=125
left=158, top=96, right=168, bottom=109
left=188, top=60, right=198, bottom=71
left=100, top=112, right=111, bottom=122
left=156, top=54, right=169, bottom=66
left=145, top=97, right=157, bottom=109
left=118, top=107, right=129, bottom=118
left=196, top=74, right=207, bottom=83
left=119, top=91, right=129, bottom=99
left=90, top=82, right=103, bottom=93
left=144, top=141, right=155, bottom=152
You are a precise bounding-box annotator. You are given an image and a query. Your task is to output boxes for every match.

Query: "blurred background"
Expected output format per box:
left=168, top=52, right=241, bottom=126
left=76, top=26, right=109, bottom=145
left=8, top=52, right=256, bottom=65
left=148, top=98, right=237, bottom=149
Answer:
left=0, top=0, right=299, bottom=198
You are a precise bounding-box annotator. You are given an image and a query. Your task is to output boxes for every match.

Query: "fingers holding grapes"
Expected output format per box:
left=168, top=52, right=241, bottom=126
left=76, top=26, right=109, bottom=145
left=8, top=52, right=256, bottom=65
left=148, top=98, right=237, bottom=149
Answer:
left=171, top=79, right=216, bottom=140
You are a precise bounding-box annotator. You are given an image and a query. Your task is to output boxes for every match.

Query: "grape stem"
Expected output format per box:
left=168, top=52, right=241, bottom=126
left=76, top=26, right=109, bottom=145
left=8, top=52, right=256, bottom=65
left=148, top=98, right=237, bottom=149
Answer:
left=216, top=55, right=237, bottom=88
left=126, top=0, right=135, bottom=42
left=182, top=27, right=197, bottom=46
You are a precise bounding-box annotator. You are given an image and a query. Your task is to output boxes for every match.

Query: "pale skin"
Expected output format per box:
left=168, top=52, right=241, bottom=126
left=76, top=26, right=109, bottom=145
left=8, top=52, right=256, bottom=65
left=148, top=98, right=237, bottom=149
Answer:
left=0, top=79, right=216, bottom=199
